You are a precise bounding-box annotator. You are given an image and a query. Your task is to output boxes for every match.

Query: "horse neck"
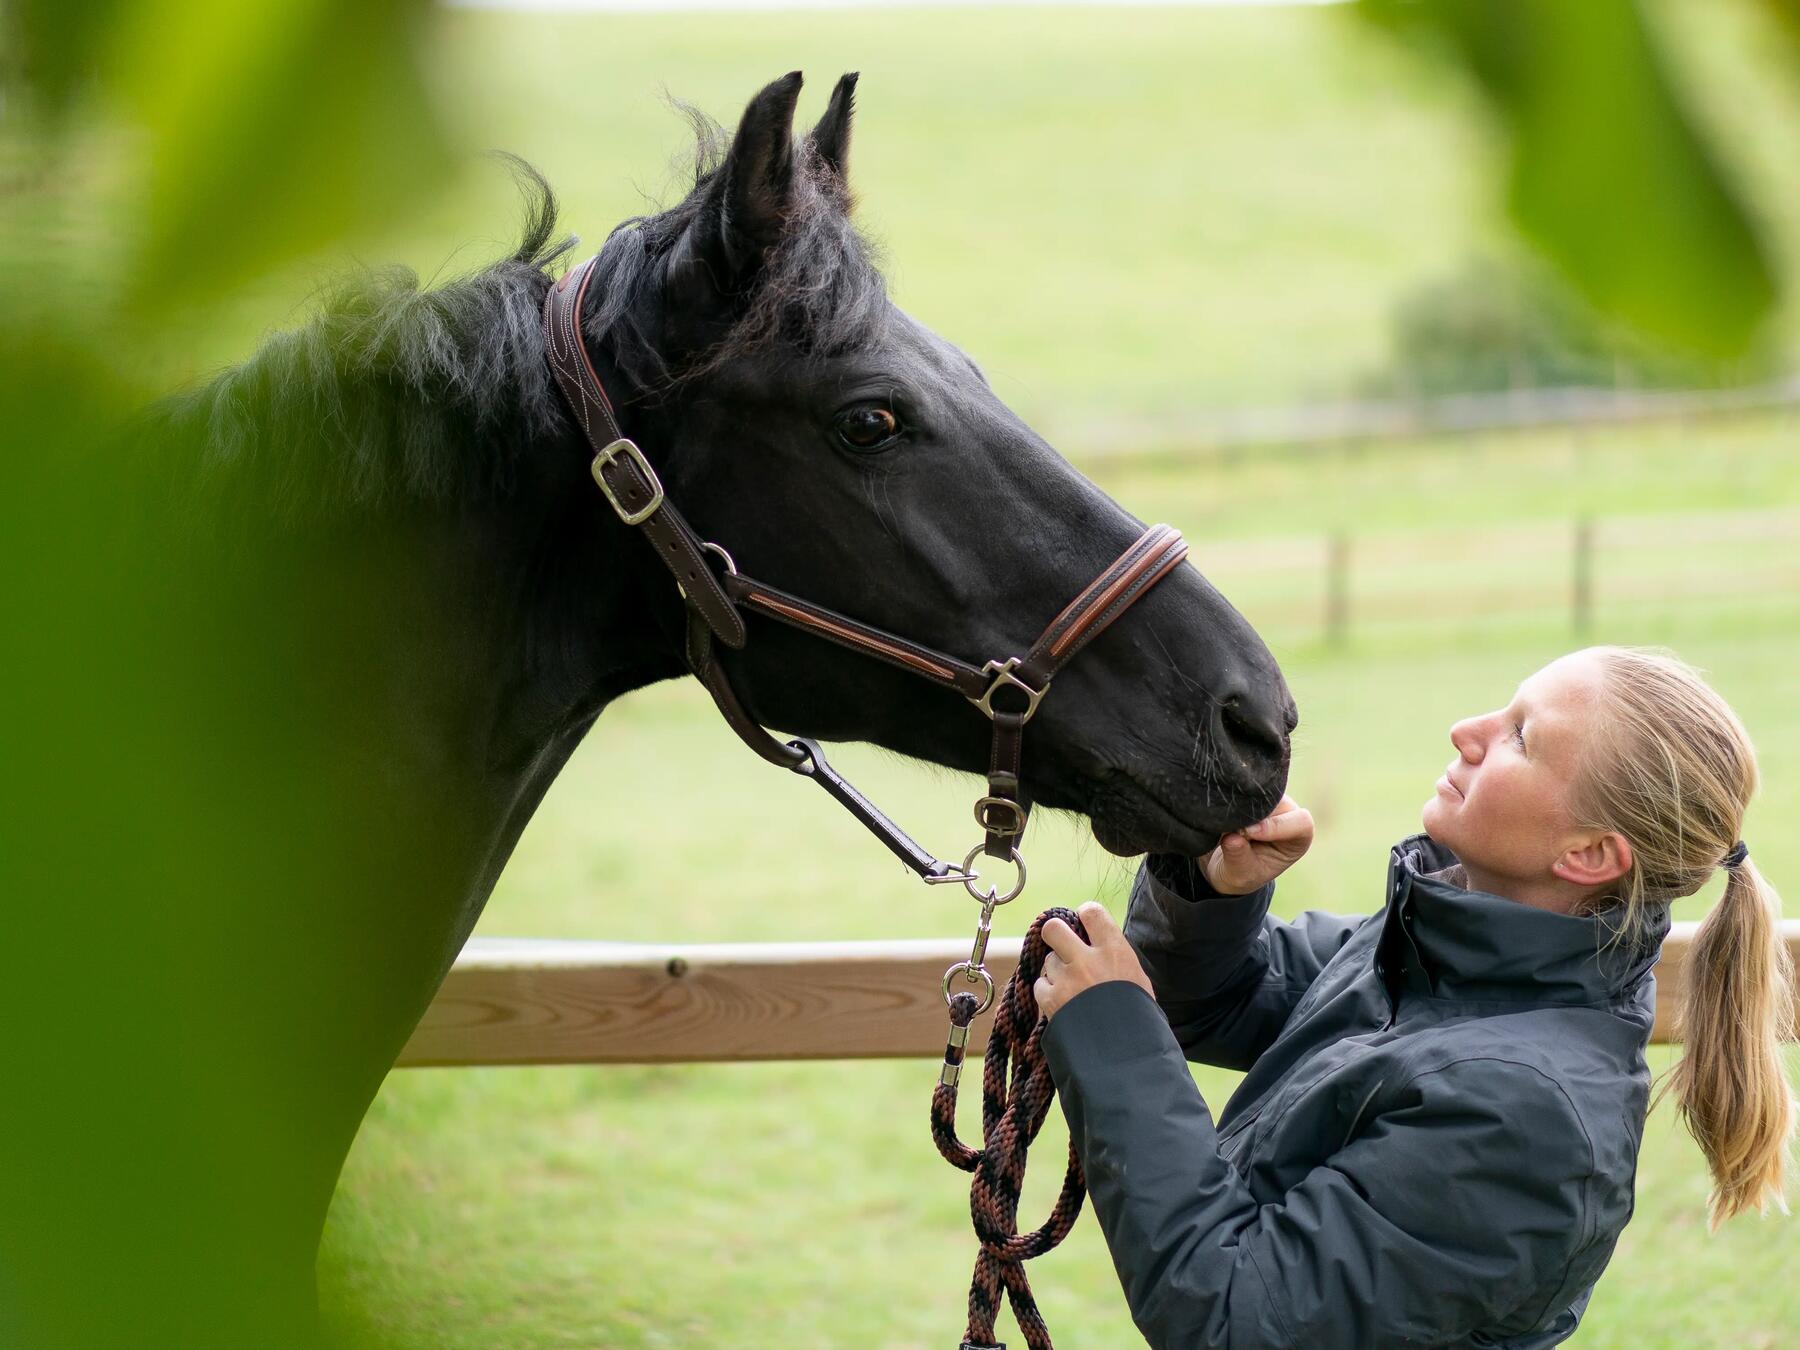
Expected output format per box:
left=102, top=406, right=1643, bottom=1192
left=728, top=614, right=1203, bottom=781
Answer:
left=243, top=448, right=690, bottom=949
left=330, top=316, right=703, bottom=936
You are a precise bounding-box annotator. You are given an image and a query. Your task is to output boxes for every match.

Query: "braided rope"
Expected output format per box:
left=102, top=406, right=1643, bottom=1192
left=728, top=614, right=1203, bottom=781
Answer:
left=931, top=907, right=1088, bottom=1350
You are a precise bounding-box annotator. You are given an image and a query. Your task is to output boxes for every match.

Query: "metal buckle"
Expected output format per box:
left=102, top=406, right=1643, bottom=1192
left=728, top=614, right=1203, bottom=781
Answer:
left=590, top=438, right=664, bottom=526
left=969, top=657, right=1047, bottom=723
left=974, top=796, right=1026, bottom=837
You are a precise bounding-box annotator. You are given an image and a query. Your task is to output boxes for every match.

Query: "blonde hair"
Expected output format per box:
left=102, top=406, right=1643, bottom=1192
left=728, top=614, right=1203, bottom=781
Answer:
left=1565, top=645, right=1795, bottom=1227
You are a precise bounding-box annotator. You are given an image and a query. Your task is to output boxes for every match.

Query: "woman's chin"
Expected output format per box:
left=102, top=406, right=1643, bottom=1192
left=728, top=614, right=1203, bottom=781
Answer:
left=1420, top=796, right=1451, bottom=838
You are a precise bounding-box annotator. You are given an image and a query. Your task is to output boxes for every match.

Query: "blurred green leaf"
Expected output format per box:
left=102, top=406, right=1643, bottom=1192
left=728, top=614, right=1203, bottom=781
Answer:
left=95, top=0, right=452, bottom=309
left=1764, top=0, right=1800, bottom=40
left=4, top=0, right=133, bottom=114
left=2, top=5, right=459, bottom=1344
left=1359, top=0, right=1779, bottom=357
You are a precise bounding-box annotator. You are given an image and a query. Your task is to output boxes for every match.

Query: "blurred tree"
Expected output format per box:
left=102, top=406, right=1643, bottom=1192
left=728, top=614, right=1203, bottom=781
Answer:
left=1366, top=253, right=1753, bottom=397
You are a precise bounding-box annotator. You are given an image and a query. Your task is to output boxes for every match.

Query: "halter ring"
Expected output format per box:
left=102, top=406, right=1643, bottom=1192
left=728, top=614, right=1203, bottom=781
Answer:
left=969, top=658, right=1047, bottom=724
left=942, top=961, right=996, bottom=1015
left=962, top=844, right=1026, bottom=906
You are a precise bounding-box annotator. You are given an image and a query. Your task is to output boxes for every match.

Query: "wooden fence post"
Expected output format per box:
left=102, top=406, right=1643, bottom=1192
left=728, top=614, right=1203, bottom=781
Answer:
left=1573, top=516, right=1593, bottom=635
left=1326, top=531, right=1349, bottom=648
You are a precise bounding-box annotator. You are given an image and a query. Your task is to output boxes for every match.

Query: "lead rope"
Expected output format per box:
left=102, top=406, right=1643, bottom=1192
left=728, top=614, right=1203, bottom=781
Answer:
left=931, top=889, right=1090, bottom=1350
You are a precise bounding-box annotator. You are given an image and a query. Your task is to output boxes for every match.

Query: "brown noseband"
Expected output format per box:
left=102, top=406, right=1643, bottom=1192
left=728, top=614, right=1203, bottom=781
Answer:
left=543, top=254, right=1186, bottom=885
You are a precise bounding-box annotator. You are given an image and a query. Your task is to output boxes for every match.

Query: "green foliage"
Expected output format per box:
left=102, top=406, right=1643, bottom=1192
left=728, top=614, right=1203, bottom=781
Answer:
left=15, top=0, right=451, bottom=309
left=1359, top=0, right=1781, bottom=357
left=1, top=5, right=458, bottom=1348
left=126, top=0, right=451, bottom=309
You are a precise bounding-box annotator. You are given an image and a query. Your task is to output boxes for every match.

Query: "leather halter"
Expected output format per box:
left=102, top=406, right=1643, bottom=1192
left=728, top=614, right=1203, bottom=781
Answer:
left=543, top=255, right=1188, bottom=877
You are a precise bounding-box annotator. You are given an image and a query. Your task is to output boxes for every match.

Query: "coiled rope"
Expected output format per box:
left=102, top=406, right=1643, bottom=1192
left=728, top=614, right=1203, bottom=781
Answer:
left=930, top=906, right=1089, bottom=1350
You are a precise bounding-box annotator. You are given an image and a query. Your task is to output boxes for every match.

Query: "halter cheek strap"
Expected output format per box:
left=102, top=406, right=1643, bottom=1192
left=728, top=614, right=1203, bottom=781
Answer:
left=544, top=259, right=746, bottom=649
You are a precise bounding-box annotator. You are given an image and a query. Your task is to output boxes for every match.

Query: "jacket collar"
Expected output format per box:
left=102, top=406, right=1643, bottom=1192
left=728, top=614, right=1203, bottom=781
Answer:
left=1381, top=833, right=1669, bottom=1006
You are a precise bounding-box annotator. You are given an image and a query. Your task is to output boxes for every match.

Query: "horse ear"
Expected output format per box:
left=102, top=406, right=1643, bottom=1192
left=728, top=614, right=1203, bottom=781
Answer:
left=712, top=70, right=805, bottom=279
left=810, top=72, right=858, bottom=183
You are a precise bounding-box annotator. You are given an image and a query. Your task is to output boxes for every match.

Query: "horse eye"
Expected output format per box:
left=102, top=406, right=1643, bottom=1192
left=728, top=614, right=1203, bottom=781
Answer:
left=834, top=406, right=901, bottom=451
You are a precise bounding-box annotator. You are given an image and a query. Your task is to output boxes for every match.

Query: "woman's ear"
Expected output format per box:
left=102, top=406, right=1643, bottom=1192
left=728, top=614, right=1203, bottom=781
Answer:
left=1555, top=831, right=1633, bottom=888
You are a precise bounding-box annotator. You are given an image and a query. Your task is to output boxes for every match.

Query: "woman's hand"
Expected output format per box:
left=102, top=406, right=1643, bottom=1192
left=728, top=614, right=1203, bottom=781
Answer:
left=1036, top=901, right=1154, bottom=1021
left=1201, top=793, right=1314, bottom=895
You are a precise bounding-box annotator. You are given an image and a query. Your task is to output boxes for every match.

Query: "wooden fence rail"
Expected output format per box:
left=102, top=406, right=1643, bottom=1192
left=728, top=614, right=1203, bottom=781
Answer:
left=397, top=921, right=1800, bottom=1068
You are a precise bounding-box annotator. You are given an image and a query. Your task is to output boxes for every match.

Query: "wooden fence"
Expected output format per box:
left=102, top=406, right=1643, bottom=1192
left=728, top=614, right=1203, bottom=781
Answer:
left=397, top=921, right=1800, bottom=1068
left=1190, top=505, right=1800, bottom=647
left=1070, top=376, right=1800, bottom=462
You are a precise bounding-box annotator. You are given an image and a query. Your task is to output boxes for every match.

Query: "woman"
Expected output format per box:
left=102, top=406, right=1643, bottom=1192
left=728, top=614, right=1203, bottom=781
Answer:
left=1037, top=645, right=1794, bottom=1349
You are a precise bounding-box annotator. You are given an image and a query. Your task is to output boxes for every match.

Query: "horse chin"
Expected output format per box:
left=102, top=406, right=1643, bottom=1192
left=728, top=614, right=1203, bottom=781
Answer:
left=1083, top=766, right=1281, bottom=860
left=1090, top=816, right=1152, bottom=858
left=1089, top=805, right=1219, bottom=861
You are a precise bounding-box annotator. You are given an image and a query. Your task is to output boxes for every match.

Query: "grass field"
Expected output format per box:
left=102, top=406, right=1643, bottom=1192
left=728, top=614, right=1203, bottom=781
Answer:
left=38, top=1, right=1794, bottom=1344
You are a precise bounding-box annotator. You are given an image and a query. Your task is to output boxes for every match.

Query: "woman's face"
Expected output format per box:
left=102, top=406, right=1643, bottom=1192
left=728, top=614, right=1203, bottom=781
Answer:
left=1421, top=650, right=1609, bottom=895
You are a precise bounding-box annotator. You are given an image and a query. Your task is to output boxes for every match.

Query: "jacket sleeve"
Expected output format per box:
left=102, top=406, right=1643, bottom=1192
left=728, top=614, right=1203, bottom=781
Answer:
left=1043, top=981, right=1597, bottom=1350
left=1125, top=855, right=1368, bottom=1070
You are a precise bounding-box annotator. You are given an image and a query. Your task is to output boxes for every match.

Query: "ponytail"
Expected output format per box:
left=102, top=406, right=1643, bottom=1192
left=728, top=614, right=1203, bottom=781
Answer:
left=1572, top=645, right=1795, bottom=1226
left=1663, top=859, right=1796, bottom=1228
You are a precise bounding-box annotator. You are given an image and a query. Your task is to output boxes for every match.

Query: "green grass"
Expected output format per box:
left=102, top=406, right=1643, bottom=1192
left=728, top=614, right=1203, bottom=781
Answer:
left=1091, top=411, right=1800, bottom=540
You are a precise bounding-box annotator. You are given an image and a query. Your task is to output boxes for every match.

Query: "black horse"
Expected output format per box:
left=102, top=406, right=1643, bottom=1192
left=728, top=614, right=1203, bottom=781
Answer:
left=21, top=73, right=1293, bottom=1349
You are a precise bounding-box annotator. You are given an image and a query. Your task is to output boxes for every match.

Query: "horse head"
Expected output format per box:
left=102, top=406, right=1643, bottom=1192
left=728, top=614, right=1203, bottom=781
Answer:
left=583, top=72, right=1295, bottom=858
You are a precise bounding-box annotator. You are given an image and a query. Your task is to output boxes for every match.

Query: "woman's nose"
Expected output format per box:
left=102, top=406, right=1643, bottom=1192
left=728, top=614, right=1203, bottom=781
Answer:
left=1449, top=716, right=1483, bottom=762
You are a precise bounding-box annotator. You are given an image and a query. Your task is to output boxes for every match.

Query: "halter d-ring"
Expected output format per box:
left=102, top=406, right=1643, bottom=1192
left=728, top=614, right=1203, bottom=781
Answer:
left=676, top=541, right=740, bottom=609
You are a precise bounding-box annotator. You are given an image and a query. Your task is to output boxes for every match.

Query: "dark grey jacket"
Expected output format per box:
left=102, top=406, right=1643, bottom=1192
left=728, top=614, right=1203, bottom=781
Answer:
left=1042, top=833, right=1669, bottom=1349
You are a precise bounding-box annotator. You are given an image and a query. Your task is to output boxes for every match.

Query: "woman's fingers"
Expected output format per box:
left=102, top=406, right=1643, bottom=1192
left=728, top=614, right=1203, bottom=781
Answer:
left=1040, top=916, right=1081, bottom=959
left=1246, top=804, right=1313, bottom=841
left=1076, top=900, right=1120, bottom=940
left=1045, top=905, right=1119, bottom=953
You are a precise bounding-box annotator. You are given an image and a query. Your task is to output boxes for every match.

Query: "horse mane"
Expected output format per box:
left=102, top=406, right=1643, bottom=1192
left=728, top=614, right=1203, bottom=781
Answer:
left=151, top=113, right=887, bottom=524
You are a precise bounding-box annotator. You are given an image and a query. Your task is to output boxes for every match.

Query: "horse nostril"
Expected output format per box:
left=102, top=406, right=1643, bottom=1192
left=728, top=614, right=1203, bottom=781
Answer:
left=1221, top=693, right=1289, bottom=759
